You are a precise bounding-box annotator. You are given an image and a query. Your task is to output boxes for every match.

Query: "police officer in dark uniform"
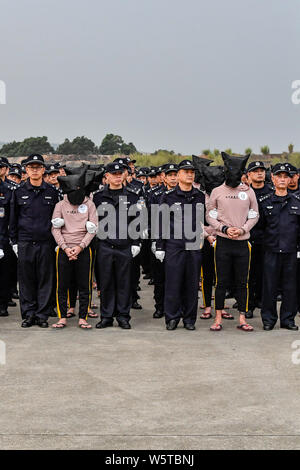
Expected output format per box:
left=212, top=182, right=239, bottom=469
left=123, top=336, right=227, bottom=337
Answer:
left=150, top=163, right=178, bottom=318
left=47, top=163, right=64, bottom=200
left=9, top=154, right=59, bottom=328
left=247, top=161, right=272, bottom=318
left=156, top=159, right=206, bottom=330
left=0, top=173, right=15, bottom=316
left=259, top=163, right=300, bottom=330
left=93, top=162, right=141, bottom=329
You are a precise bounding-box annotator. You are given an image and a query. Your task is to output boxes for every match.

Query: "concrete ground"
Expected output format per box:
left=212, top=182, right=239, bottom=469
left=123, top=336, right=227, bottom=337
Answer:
left=1, top=280, right=300, bottom=450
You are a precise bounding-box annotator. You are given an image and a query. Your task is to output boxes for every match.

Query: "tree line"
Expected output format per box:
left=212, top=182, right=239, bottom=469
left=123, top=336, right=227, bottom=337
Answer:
left=0, top=134, right=137, bottom=157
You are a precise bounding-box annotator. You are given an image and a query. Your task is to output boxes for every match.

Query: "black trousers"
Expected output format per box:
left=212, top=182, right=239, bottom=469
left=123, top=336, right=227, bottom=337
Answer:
left=214, top=236, right=251, bottom=312
left=0, top=245, right=11, bottom=309
left=7, top=244, right=18, bottom=297
left=18, top=241, right=55, bottom=321
left=96, top=242, right=132, bottom=321
left=131, top=253, right=141, bottom=304
left=153, top=253, right=165, bottom=313
left=164, top=246, right=202, bottom=325
left=248, top=243, right=264, bottom=310
left=56, top=247, right=92, bottom=319
left=140, top=240, right=151, bottom=274
left=201, top=239, right=214, bottom=308
left=261, top=251, right=297, bottom=326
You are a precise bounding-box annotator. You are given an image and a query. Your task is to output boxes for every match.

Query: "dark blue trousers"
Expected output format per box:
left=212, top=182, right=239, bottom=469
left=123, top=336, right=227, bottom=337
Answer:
left=164, top=246, right=202, bottom=325
left=261, top=251, right=297, bottom=327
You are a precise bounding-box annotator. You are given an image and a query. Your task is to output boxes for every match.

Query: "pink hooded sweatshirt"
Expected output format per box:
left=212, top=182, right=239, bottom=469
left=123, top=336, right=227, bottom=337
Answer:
left=51, top=195, right=98, bottom=250
left=205, top=183, right=259, bottom=240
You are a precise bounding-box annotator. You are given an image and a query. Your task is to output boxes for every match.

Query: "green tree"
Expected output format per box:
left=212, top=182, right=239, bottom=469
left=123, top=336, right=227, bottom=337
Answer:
left=56, top=138, right=74, bottom=155
left=260, top=145, right=270, bottom=155
left=0, top=140, right=21, bottom=157
left=245, top=147, right=252, bottom=155
left=202, top=149, right=211, bottom=156
left=121, top=142, right=137, bottom=155
left=224, top=148, right=232, bottom=155
left=17, top=136, right=54, bottom=156
left=288, top=143, right=294, bottom=154
left=71, top=136, right=96, bottom=155
left=99, top=134, right=124, bottom=155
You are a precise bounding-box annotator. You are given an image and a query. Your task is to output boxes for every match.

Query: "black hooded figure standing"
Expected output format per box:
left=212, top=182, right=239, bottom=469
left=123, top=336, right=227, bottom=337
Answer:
left=206, top=153, right=259, bottom=332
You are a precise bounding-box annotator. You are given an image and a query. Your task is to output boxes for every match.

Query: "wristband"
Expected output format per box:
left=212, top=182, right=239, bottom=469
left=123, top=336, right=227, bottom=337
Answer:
left=222, top=226, right=229, bottom=234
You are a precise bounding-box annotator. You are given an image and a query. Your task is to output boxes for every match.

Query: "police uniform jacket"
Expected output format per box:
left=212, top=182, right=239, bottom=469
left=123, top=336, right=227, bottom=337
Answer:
left=259, top=192, right=300, bottom=253
left=9, top=180, right=59, bottom=244
left=93, top=185, right=141, bottom=248
left=156, top=184, right=205, bottom=251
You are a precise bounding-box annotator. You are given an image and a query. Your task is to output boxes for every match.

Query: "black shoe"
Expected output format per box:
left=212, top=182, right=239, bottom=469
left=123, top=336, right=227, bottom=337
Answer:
left=8, top=300, right=17, bottom=307
left=137, top=286, right=141, bottom=291
left=36, top=319, right=49, bottom=328
left=131, top=302, right=142, bottom=310
left=117, top=320, right=131, bottom=329
left=245, top=310, right=253, bottom=319
left=21, top=318, right=35, bottom=328
left=166, top=320, right=178, bottom=330
left=11, top=292, right=19, bottom=300
left=95, top=319, right=114, bottom=329
left=48, top=309, right=57, bottom=318
left=232, top=301, right=238, bottom=309
left=280, top=323, right=299, bottom=331
left=143, top=274, right=151, bottom=280
left=148, top=279, right=154, bottom=285
left=153, top=310, right=164, bottom=319
left=184, top=323, right=196, bottom=331
left=0, top=309, right=8, bottom=317
left=263, top=324, right=274, bottom=331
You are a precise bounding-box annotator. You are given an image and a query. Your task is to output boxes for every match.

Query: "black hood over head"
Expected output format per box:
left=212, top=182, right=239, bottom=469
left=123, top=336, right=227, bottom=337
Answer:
left=58, top=169, right=87, bottom=206
left=192, top=155, right=213, bottom=185
left=202, top=165, right=225, bottom=194
left=221, top=152, right=250, bottom=188
left=84, top=169, right=105, bottom=194
left=64, top=164, right=87, bottom=176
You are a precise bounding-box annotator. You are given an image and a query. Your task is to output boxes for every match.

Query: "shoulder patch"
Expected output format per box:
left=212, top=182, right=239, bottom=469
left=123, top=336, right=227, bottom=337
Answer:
left=165, top=188, right=175, bottom=195
left=259, top=193, right=272, bottom=203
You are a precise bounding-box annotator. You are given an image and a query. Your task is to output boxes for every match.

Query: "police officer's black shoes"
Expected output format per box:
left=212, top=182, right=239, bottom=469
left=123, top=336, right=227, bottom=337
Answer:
left=280, top=323, right=299, bottom=331
left=166, top=320, right=178, bottom=330
left=48, top=309, right=57, bottom=318
left=8, top=300, right=17, bottom=307
left=117, top=320, right=131, bottom=329
left=21, top=318, right=35, bottom=328
left=263, top=324, right=274, bottom=331
left=131, top=302, right=142, bottom=310
left=184, top=323, right=196, bottom=331
left=153, top=310, right=164, bottom=319
left=11, top=292, right=19, bottom=300
left=36, top=319, right=49, bottom=328
left=96, top=319, right=114, bottom=328
left=245, top=310, right=254, bottom=319
left=0, top=309, right=8, bottom=317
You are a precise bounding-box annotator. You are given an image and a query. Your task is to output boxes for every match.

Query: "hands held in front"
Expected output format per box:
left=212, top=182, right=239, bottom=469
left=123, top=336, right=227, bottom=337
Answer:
left=65, top=246, right=83, bottom=260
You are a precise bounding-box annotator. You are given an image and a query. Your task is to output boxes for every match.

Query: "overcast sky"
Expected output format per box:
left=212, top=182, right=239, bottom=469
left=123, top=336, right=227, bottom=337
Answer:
left=0, top=0, right=300, bottom=154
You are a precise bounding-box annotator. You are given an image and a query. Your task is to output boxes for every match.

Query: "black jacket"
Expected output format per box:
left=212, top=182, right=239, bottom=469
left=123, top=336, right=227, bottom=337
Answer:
left=250, top=184, right=273, bottom=244
left=93, top=185, right=141, bottom=247
left=156, top=184, right=205, bottom=251
left=9, top=180, right=59, bottom=244
left=0, top=180, right=14, bottom=250
left=259, top=192, right=300, bottom=253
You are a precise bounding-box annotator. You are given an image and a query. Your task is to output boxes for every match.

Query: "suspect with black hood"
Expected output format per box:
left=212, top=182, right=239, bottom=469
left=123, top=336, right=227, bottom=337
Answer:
left=221, top=152, right=250, bottom=188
